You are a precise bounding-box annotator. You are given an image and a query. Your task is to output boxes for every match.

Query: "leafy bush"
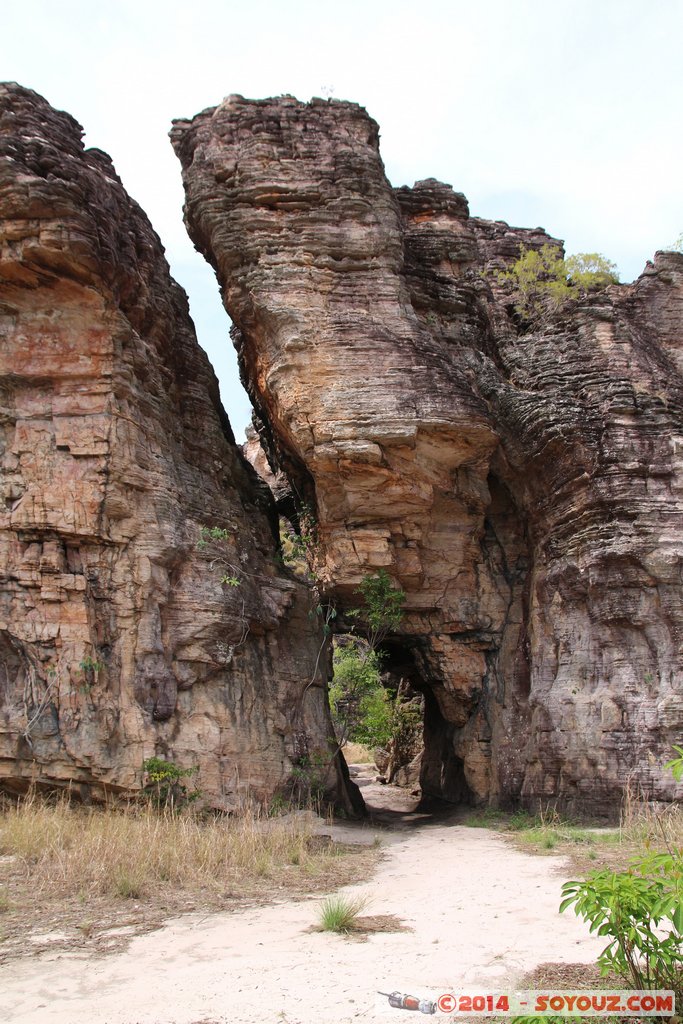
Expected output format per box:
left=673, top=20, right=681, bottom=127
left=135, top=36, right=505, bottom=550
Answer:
left=499, top=245, right=619, bottom=325
left=329, top=643, right=392, bottom=749
left=329, top=571, right=410, bottom=754
left=355, top=569, right=406, bottom=650
left=142, top=756, right=199, bottom=810
left=560, top=853, right=683, bottom=1001
left=560, top=747, right=683, bottom=1004
left=329, top=644, right=423, bottom=757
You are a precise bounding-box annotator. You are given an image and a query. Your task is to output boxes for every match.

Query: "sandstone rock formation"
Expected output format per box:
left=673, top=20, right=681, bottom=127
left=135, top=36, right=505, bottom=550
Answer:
left=0, top=84, right=359, bottom=812
left=173, top=94, right=683, bottom=817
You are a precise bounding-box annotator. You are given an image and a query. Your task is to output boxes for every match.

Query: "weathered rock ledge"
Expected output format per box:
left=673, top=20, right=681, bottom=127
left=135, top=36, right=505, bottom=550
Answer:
left=173, top=94, right=683, bottom=817
left=0, top=84, right=359, bottom=812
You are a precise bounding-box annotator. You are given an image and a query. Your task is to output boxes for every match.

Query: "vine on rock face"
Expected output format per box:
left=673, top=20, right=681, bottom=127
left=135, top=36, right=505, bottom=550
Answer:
left=197, top=525, right=242, bottom=586
left=196, top=524, right=256, bottom=650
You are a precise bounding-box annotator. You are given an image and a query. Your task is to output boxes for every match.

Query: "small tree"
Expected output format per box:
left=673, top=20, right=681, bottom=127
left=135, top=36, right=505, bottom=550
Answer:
left=499, top=245, right=619, bottom=325
left=142, top=756, right=199, bottom=811
left=329, top=571, right=408, bottom=753
left=329, top=643, right=393, bottom=749
left=565, top=252, right=620, bottom=290
left=354, top=569, right=406, bottom=651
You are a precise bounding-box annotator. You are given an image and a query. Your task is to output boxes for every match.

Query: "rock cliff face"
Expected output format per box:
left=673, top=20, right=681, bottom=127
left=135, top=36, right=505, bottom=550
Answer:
left=173, top=94, right=683, bottom=817
left=0, top=84, right=357, bottom=812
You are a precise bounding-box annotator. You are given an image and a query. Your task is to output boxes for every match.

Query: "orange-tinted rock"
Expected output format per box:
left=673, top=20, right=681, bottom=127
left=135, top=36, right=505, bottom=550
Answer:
left=0, top=84, right=359, bottom=812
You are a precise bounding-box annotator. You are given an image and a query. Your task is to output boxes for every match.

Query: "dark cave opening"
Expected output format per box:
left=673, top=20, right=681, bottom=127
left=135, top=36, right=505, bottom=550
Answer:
left=363, top=637, right=474, bottom=812
left=342, top=469, right=533, bottom=817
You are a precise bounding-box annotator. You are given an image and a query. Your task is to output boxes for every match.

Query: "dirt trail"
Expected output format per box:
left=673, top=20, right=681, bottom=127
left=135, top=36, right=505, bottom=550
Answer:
left=0, top=769, right=604, bottom=1024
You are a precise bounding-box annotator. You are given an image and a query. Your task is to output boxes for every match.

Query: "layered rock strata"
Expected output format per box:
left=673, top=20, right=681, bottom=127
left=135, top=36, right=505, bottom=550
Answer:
left=173, top=94, right=683, bottom=816
left=0, top=84, right=358, bottom=812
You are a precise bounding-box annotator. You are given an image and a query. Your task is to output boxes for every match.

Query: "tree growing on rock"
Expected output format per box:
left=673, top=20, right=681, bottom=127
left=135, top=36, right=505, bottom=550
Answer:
left=499, top=245, right=619, bottom=325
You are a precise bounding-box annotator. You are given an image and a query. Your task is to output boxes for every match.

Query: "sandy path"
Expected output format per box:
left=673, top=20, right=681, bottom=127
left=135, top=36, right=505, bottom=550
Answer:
left=0, top=779, right=605, bottom=1024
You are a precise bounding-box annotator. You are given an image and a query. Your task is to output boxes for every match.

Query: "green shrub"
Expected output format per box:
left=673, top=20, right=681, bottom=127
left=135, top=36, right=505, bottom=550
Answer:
left=354, top=569, right=405, bottom=651
left=329, top=644, right=392, bottom=748
left=499, top=245, right=618, bottom=325
left=329, top=644, right=422, bottom=756
left=560, top=853, right=683, bottom=1002
left=564, top=252, right=620, bottom=290
left=142, top=756, right=199, bottom=810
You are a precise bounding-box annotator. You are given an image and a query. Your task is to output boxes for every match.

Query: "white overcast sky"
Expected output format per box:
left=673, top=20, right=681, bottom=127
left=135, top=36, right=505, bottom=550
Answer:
left=5, top=0, right=683, bottom=439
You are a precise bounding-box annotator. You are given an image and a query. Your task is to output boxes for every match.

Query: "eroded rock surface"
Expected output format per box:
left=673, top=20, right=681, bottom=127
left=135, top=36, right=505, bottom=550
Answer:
left=173, top=94, right=683, bottom=816
left=0, top=84, right=358, bottom=812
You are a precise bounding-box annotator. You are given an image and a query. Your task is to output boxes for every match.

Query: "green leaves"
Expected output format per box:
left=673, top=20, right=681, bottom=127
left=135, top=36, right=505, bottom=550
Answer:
left=329, top=644, right=388, bottom=746
left=197, top=525, right=233, bottom=549
left=665, top=745, right=683, bottom=782
left=498, top=245, right=619, bottom=326
left=564, top=252, right=619, bottom=290
left=142, top=757, right=200, bottom=810
left=329, top=571, right=407, bottom=751
left=196, top=524, right=244, bottom=591
left=354, top=569, right=406, bottom=651
left=560, top=850, right=683, bottom=998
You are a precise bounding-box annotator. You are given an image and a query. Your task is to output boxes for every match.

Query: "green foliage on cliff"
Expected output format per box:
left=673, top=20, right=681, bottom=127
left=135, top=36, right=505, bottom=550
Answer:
left=355, top=568, right=406, bottom=650
left=500, top=245, right=619, bottom=325
left=142, top=756, right=199, bottom=810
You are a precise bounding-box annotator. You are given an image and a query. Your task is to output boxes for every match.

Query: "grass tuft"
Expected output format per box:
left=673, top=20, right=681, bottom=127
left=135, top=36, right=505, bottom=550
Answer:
left=318, top=893, right=368, bottom=933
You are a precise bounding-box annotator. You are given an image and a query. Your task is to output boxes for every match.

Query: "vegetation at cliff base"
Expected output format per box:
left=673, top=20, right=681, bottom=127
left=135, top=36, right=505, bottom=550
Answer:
left=0, top=792, right=378, bottom=960
left=558, top=749, right=683, bottom=1006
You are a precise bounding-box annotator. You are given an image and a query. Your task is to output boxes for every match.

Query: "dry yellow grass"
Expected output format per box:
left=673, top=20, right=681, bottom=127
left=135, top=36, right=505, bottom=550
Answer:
left=0, top=793, right=379, bottom=961
left=0, top=794, right=358, bottom=899
left=619, top=779, right=683, bottom=850
left=343, top=742, right=374, bottom=764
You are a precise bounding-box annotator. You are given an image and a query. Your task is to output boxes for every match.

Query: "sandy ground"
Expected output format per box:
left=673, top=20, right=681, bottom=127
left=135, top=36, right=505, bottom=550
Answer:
left=0, top=769, right=605, bottom=1024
